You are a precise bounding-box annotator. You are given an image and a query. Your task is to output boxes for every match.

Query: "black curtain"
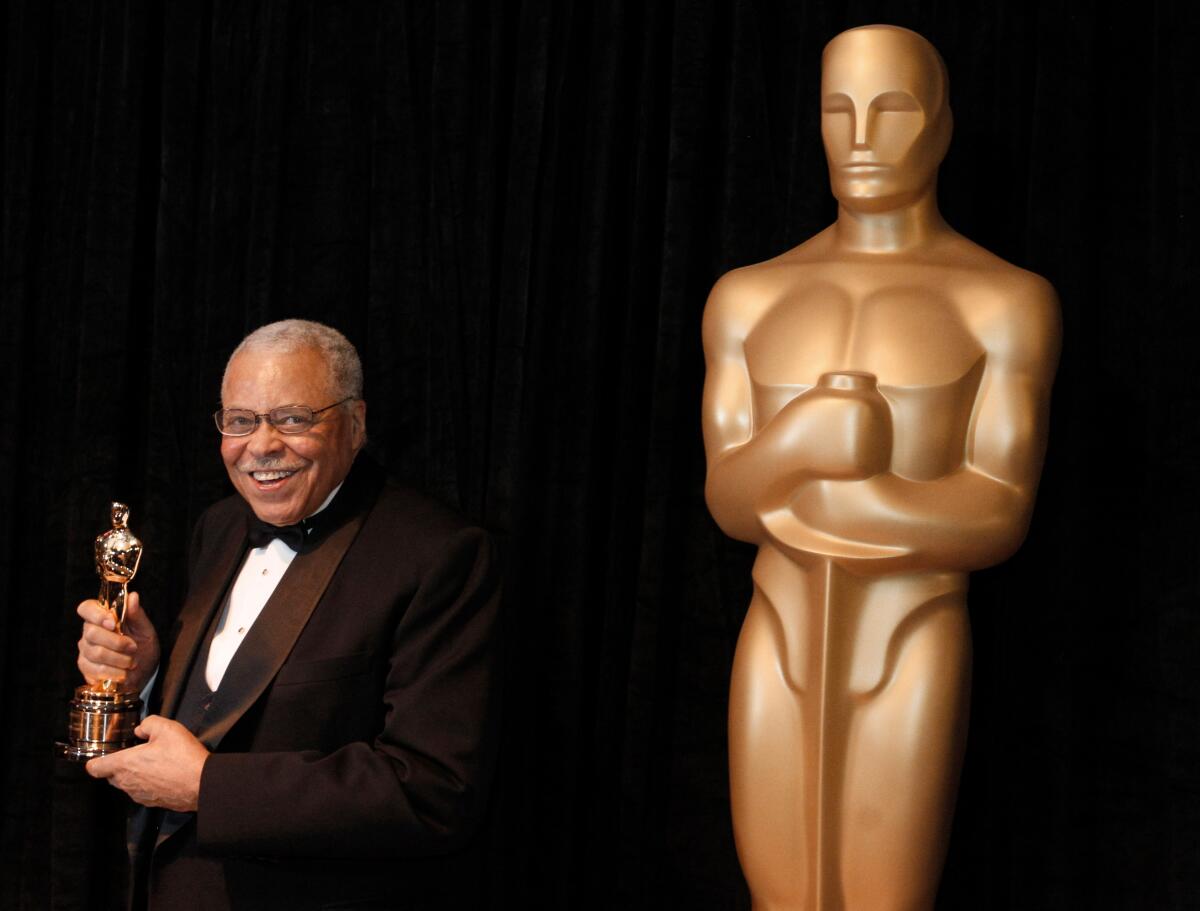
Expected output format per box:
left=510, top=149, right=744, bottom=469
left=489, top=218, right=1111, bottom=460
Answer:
left=2, top=1, right=1197, bottom=908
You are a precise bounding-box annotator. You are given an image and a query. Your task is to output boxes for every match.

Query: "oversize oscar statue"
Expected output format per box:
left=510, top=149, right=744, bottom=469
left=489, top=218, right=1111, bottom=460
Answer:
left=702, top=25, right=1060, bottom=909
left=56, top=502, right=145, bottom=760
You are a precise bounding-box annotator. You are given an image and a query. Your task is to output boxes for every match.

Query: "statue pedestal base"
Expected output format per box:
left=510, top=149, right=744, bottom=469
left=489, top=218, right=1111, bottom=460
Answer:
left=55, top=684, right=142, bottom=761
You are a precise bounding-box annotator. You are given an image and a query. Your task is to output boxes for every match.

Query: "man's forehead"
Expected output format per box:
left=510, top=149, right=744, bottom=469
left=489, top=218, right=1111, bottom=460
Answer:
left=821, top=30, right=943, bottom=109
left=221, top=346, right=334, bottom=405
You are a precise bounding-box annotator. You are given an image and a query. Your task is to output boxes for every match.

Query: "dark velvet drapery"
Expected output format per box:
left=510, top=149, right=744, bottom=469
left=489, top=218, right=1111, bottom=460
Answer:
left=2, top=2, right=1197, bottom=908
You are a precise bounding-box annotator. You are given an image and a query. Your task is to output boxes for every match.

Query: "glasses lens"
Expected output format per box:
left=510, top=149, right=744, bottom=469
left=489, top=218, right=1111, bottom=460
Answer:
left=218, top=410, right=258, bottom=436
left=270, top=406, right=316, bottom=434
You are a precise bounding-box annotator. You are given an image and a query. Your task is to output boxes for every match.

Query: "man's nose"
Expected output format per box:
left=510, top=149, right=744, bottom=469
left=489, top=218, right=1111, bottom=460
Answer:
left=245, top=420, right=285, bottom=456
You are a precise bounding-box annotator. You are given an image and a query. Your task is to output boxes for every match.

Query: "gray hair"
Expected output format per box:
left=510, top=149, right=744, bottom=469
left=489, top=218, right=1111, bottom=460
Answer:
left=224, top=319, right=364, bottom=401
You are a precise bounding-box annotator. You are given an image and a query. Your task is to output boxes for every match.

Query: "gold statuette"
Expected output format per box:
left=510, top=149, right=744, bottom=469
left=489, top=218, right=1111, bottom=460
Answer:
left=56, top=503, right=145, bottom=761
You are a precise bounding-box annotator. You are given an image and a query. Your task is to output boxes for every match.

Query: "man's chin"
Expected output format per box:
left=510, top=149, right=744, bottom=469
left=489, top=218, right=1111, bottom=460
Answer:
left=248, top=504, right=307, bottom=527
left=236, top=486, right=310, bottom=527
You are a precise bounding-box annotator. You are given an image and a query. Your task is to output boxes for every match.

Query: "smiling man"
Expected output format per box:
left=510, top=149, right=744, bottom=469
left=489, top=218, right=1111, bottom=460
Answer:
left=76, top=320, right=501, bottom=910
left=219, top=339, right=365, bottom=526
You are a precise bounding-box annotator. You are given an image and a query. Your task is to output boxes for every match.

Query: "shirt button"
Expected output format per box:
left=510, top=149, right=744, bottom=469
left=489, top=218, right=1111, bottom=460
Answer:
left=262, top=568, right=269, bottom=576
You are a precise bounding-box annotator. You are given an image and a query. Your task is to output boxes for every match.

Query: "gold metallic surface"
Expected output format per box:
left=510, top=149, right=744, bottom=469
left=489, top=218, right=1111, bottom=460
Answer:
left=59, top=687, right=143, bottom=761
left=701, top=25, right=1060, bottom=910
left=56, top=503, right=145, bottom=761
left=94, top=502, right=143, bottom=640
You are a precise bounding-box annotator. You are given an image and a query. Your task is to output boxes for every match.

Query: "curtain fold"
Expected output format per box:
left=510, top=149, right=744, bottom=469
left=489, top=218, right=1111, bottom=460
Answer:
left=2, top=1, right=1197, bottom=908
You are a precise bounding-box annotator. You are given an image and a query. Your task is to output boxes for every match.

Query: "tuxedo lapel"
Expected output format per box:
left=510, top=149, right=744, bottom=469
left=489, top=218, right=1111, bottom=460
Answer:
left=159, top=531, right=247, bottom=720
left=192, top=508, right=367, bottom=750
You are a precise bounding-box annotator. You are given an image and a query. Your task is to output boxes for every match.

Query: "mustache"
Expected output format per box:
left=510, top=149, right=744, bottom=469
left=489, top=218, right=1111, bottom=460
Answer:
left=237, top=458, right=306, bottom=472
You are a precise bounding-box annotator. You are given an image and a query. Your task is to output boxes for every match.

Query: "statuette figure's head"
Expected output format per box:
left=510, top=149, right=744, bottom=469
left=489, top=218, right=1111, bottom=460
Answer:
left=820, top=25, right=952, bottom=212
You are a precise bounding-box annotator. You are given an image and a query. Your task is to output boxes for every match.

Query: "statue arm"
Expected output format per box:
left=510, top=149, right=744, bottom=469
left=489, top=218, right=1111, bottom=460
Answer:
left=788, top=278, right=1061, bottom=572
left=701, top=275, right=803, bottom=544
left=702, top=271, right=897, bottom=546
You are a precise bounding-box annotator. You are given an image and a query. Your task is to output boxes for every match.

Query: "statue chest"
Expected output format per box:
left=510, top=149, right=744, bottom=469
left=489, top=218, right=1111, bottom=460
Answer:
left=744, top=284, right=987, bottom=480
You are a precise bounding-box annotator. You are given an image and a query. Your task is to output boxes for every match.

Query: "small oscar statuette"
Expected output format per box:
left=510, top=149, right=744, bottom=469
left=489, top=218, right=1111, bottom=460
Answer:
left=56, top=502, right=145, bottom=761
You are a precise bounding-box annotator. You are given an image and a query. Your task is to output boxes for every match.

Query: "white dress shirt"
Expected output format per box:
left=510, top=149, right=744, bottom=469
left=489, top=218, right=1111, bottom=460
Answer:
left=204, top=483, right=343, bottom=691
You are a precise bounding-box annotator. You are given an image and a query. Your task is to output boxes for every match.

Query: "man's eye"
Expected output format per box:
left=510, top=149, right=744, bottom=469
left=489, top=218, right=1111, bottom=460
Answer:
left=277, top=413, right=309, bottom=426
left=226, top=415, right=255, bottom=431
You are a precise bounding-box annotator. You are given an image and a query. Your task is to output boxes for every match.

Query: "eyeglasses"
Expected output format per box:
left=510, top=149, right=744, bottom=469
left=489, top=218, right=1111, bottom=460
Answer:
left=213, top=397, right=355, bottom=436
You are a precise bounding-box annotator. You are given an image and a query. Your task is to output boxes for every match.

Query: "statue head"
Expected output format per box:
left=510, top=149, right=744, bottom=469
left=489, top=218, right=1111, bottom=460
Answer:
left=820, top=25, right=952, bottom=212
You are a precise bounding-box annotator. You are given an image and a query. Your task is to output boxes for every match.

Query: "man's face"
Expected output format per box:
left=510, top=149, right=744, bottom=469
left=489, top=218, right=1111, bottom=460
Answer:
left=820, top=30, right=948, bottom=210
left=220, top=346, right=366, bottom=527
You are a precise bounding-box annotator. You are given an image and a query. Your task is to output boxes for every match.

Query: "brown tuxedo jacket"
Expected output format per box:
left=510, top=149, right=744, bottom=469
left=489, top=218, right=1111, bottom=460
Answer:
left=134, top=456, right=502, bottom=910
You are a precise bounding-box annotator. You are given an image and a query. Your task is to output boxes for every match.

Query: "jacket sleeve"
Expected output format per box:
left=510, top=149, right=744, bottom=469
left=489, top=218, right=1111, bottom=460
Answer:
left=193, top=526, right=502, bottom=857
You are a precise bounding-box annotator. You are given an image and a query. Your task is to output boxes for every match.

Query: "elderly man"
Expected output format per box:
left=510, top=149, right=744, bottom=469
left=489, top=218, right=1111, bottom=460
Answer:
left=76, top=320, right=501, bottom=910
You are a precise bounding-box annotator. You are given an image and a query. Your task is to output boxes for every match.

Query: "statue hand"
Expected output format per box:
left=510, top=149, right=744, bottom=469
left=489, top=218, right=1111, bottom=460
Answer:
left=765, top=381, right=893, bottom=484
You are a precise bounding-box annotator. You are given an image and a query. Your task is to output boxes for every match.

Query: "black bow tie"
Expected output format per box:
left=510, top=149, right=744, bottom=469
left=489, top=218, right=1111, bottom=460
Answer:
left=247, top=518, right=308, bottom=552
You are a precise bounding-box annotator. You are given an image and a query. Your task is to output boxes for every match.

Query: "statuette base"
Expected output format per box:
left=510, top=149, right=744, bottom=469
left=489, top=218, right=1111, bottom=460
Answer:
left=55, top=684, right=142, bottom=761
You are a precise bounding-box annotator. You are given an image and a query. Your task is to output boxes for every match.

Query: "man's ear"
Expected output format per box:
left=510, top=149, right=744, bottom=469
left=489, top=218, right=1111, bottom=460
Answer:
left=350, top=398, right=367, bottom=450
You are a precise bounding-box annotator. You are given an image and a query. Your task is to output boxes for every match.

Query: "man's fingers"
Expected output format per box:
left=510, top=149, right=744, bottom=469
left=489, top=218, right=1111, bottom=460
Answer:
left=80, top=621, right=136, bottom=654
left=76, top=600, right=117, bottom=632
left=76, top=629, right=141, bottom=685
left=77, top=653, right=134, bottom=679
left=75, top=597, right=157, bottom=691
left=77, top=655, right=129, bottom=684
left=123, top=591, right=147, bottom=630
left=79, top=724, right=204, bottom=812
left=121, top=593, right=160, bottom=654
left=85, top=754, right=113, bottom=779
left=78, top=634, right=136, bottom=668
left=125, top=592, right=141, bottom=623
left=136, top=715, right=167, bottom=740
left=78, top=606, right=138, bottom=678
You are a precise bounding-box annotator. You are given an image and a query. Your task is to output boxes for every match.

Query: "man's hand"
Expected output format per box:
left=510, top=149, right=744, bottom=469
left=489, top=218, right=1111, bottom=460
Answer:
left=86, top=716, right=209, bottom=812
left=76, top=591, right=160, bottom=693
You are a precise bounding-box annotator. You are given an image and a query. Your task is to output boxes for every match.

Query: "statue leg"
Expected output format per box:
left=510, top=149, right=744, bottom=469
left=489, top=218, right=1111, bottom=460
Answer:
left=838, top=594, right=971, bottom=911
left=729, top=586, right=813, bottom=910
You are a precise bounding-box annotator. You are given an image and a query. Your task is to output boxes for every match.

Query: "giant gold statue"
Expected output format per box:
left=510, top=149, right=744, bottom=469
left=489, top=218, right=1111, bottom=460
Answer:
left=702, top=25, right=1060, bottom=910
